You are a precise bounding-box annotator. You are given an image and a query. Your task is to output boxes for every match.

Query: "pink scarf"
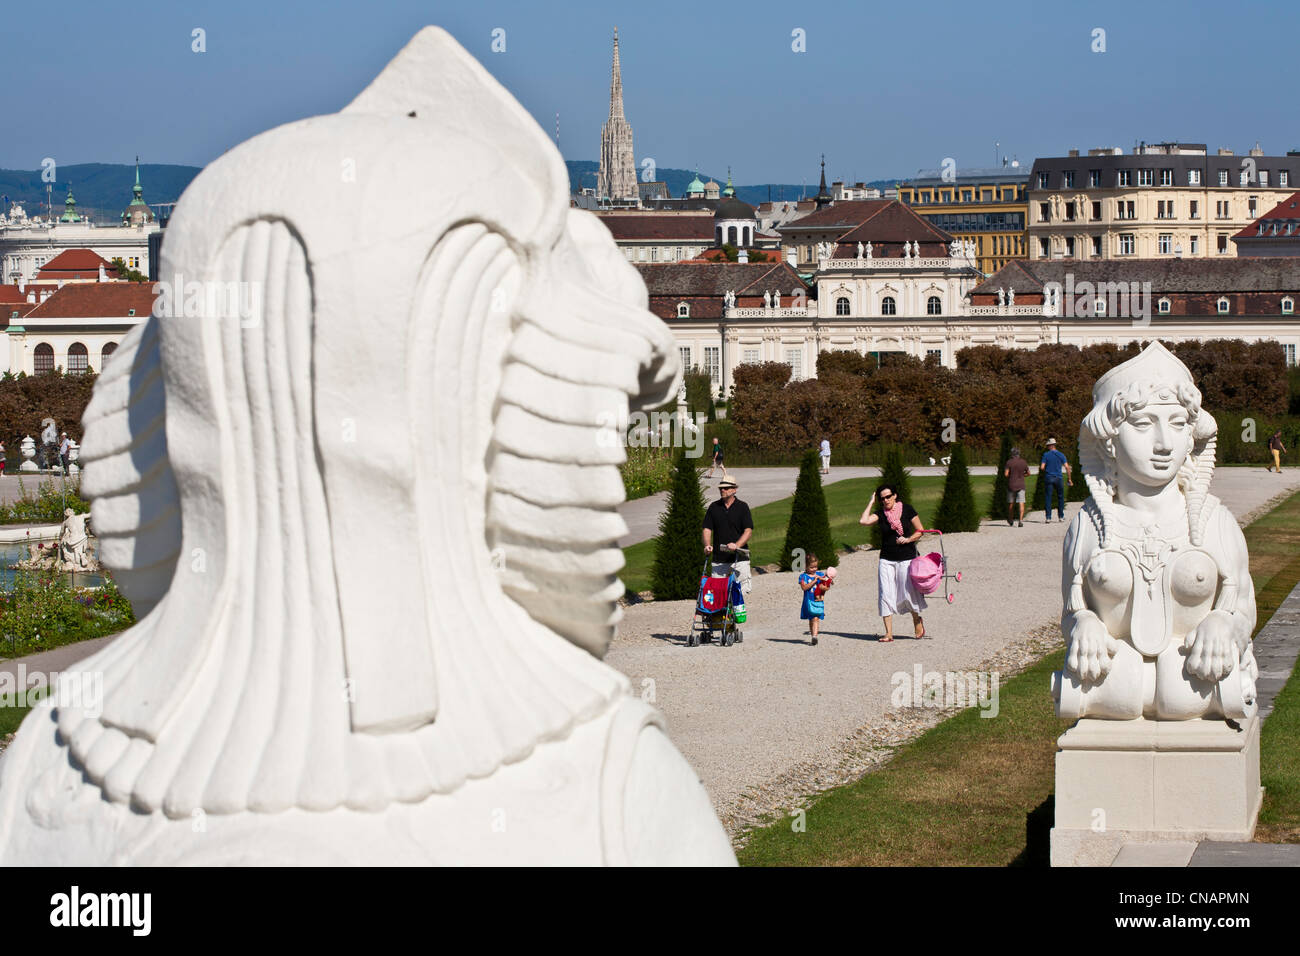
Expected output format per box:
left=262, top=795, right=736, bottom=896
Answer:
left=884, top=501, right=905, bottom=538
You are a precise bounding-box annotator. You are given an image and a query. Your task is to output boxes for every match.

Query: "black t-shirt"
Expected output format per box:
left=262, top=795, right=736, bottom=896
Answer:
left=878, top=502, right=920, bottom=562
left=703, top=498, right=753, bottom=562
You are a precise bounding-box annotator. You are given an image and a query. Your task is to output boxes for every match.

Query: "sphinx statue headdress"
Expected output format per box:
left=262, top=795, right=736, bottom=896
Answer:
left=1078, top=342, right=1218, bottom=548
left=0, top=28, right=728, bottom=858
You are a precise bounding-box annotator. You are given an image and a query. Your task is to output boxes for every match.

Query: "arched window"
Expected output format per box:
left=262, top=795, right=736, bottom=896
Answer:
left=1158, top=298, right=1171, bottom=314
left=715, top=226, right=723, bottom=246
left=835, top=297, right=850, bottom=316
left=34, top=342, right=54, bottom=374
left=1217, top=297, right=1230, bottom=314
left=926, top=295, right=942, bottom=315
left=102, top=342, right=118, bottom=367
left=881, top=296, right=897, bottom=315
left=1282, top=297, right=1294, bottom=315
left=68, top=342, right=89, bottom=374
left=727, top=226, right=737, bottom=246
left=1094, top=299, right=1107, bottom=316
left=677, top=302, right=690, bottom=318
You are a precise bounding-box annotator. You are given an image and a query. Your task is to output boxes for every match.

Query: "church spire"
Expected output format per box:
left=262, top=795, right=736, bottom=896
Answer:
left=814, top=153, right=832, bottom=209
left=597, top=27, right=637, bottom=202
left=609, top=27, right=625, bottom=121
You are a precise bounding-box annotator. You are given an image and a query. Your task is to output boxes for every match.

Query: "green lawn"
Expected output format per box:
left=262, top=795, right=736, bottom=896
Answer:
left=735, top=486, right=1300, bottom=865
left=621, top=475, right=995, bottom=596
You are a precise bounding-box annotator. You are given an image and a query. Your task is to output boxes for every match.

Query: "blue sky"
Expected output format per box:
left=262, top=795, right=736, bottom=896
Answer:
left=9, top=0, right=1298, bottom=183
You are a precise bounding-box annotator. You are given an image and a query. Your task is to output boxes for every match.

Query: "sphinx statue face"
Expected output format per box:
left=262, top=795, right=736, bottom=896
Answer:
left=1112, top=398, right=1195, bottom=489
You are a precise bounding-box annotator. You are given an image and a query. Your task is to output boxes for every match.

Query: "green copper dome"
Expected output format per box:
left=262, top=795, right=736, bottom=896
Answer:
left=59, top=185, right=81, bottom=223
left=686, top=172, right=705, bottom=196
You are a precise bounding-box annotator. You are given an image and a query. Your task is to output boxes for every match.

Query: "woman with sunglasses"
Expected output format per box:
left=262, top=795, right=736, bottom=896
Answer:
left=859, top=484, right=927, bottom=642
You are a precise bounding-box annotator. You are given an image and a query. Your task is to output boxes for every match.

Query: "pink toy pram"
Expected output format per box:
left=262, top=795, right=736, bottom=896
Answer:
left=909, top=530, right=961, bottom=604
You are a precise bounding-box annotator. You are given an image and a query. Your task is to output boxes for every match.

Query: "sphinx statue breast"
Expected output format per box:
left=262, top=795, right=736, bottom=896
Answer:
left=0, top=27, right=735, bottom=867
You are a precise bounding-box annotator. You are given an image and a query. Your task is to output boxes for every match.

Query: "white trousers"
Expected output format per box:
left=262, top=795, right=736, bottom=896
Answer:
left=878, top=557, right=926, bottom=617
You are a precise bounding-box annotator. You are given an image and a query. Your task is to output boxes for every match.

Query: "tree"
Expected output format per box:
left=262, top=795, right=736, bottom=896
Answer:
left=781, top=450, right=837, bottom=570
left=933, top=443, right=980, bottom=532
left=650, top=451, right=707, bottom=600
left=109, top=257, right=148, bottom=283
left=872, top=444, right=913, bottom=550
left=988, top=432, right=1014, bottom=520
left=1068, top=441, right=1088, bottom=501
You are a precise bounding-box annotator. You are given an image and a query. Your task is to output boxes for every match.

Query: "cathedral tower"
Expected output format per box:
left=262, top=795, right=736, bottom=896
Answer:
left=597, top=28, right=637, bottom=201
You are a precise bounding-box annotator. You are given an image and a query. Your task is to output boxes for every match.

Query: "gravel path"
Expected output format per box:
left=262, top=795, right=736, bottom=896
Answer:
left=605, top=466, right=1300, bottom=840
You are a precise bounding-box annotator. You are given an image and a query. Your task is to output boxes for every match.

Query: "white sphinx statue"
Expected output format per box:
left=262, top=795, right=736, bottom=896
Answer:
left=1053, top=342, right=1258, bottom=721
left=0, top=27, right=735, bottom=866
left=1050, top=342, right=1261, bottom=865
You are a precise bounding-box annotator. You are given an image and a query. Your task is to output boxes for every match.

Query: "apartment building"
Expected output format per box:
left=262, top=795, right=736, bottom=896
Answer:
left=897, top=166, right=1029, bottom=275
left=1027, top=142, right=1300, bottom=261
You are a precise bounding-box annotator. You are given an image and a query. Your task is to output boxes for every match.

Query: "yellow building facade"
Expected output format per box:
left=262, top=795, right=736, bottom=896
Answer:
left=897, top=167, right=1029, bottom=275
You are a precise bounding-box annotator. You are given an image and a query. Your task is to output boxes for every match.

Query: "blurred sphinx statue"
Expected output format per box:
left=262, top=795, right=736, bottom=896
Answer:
left=1052, top=342, right=1258, bottom=721
left=0, top=27, right=735, bottom=866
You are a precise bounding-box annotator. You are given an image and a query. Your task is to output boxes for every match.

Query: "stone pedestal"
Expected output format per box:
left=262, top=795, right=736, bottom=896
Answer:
left=19, top=435, right=38, bottom=472
left=1051, top=715, right=1262, bottom=867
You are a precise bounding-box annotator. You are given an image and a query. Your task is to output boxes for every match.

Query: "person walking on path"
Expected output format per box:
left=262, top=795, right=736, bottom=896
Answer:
left=705, top=437, right=724, bottom=478
left=1004, top=447, right=1030, bottom=527
left=819, top=437, right=831, bottom=474
left=702, top=476, right=753, bottom=597
left=1040, top=438, right=1072, bottom=523
left=58, top=432, right=71, bottom=476
left=0, top=440, right=5, bottom=476
left=798, top=553, right=831, bottom=645
left=1269, top=430, right=1287, bottom=473
left=859, top=485, right=927, bottom=642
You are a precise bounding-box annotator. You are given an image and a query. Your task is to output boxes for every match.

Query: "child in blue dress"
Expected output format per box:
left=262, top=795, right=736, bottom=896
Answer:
left=799, top=553, right=832, bottom=645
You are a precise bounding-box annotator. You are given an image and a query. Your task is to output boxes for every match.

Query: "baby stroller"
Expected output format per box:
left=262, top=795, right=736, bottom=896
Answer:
left=912, top=529, right=962, bottom=604
left=688, top=554, right=746, bottom=647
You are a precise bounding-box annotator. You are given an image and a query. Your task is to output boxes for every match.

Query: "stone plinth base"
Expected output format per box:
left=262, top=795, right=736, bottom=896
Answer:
left=19, top=462, right=38, bottom=472
left=1050, top=715, right=1262, bottom=867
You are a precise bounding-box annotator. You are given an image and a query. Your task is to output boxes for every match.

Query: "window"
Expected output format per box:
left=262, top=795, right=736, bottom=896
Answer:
left=1158, top=298, right=1171, bottom=314
left=677, top=302, right=689, bottom=318
left=1091, top=236, right=1102, bottom=257
left=1037, top=171, right=1049, bottom=189
left=1039, top=202, right=1051, bottom=222
left=742, top=348, right=760, bottom=364
left=1062, top=171, right=1075, bottom=188
left=981, top=189, right=992, bottom=202
left=1119, top=234, right=1135, bottom=255
left=1138, top=169, right=1153, bottom=186
left=1118, top=170, right=1132, bottom=187
left=1218, top=233, right=1229, bottom=253
left=1282, top=171, right=1290, bottom=187
left=1260, top=171, right=1270, bottom=187
left=927, top=348, right=943, bottom=360
left=785, top=348, right=802, bottom=379
left=1039, top=237, right=1050, bottom=257
left=704, top=346, right=720, bottom=383
left=835, top=296, right=850, bottom=316
left=1065, top=201, right=1076, bottom=221
left=961, top=189, right=972, bottom=202
left=1283, top=297, right=1295, bottom=315
left=101, top=342, right=118, bottom=368
left=1158, top=234, right=1173, bottom=254
left=926, top=295, right=942, bottom=315
left=679, top=346, right=692, bottom=370
left=1116, top=199, right=1135, bottom=220
left=33, top=343, right=54, bottom=374
left=1094, top=298, right=1107, bottom=316
left=1189, top=200, right=1199, bottom=219
left=1240, top=169, right=1250, bottom=186
left=67, top=342, right=88, bottom=374
left=1002, top=189, right=1015, bottom=201
left=650, top=247, right=659, bottom=262
left=1190, top=236, right=1199, bottom=254
left=1091, top=201, right=1102, bottom=220
left=880, top=296, right=897, bottom=315
left=919, top=192, right=930, bottom=203
left=1216, top=200, right=1230, bottom=219
left=1089, top=169, right=1102, bottom=187
left=1189, top=169, right=1202, bottom=186
left=1217, top=297, right=1230, bottom=314
left=1249, top=196, right=1258, bottom=218
left=1065, top=237, right=1076, bottom=257
left=1286, top=343, right=1297, bottom=366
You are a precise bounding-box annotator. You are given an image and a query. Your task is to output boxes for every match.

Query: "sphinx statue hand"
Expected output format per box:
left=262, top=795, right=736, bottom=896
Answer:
left=1066, top=612, right=1117, bottom=683
left=1184, top=610, right=1237, bottom=683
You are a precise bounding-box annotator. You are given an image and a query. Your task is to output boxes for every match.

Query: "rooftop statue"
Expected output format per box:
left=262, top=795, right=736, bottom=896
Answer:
left=1053, top=342, right=1258, bottom=721
left=0, top=27, right=735, bottom=866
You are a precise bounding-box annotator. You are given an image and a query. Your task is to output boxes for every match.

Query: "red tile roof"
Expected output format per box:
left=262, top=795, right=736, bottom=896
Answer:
left=0, top=284, right=28, bottom=304
left=596, top=214, right=716, bottom=241
left=1234, top=191, right=1300, bottom=240
left=776, top=200, right=891, bottom=231
left=23, top=282, right=156, bottom=319
left=35, top=248, right=119, bottom=282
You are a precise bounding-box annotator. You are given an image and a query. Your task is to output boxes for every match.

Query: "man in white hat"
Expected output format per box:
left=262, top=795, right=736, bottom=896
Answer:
left=1040, top=437, right=1072, bottom=523
left=702, top=474, right=753, bottom=596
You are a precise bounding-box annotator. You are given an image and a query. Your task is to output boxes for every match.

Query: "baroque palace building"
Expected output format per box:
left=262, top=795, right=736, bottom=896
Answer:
left=596, top=28, right=637, bottom=202
left=1027, top=142, right=1300, bottom=261
left=896, top=166, right=1029, bottom=275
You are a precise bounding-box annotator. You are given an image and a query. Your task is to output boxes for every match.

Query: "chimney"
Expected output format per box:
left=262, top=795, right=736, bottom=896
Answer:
left=1218, top=148, right=1234, bottom=156
left=17, top=278, right=24, bottom=293
left=1250, top=142, right=1264, bottom=157
left=26, top=291, right=34, bottom=303
left=1068, top=149, right=1079, bottom=157
left=737, top=248, right=749, bottom=263
left=786, top=249, right=797, bottom=267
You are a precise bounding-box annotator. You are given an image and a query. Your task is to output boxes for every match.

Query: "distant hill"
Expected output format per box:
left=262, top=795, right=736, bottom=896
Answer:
left=0, top=163, right=201, bottom=223
left=565, top=161, right=897, bottom=206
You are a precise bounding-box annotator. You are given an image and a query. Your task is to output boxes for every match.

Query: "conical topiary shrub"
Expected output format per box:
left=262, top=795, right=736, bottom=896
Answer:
left=933, top=443, right=980, bottom=533
left=781, top=449, right=837, bottom=570
left=650, top=450, right=707, bottom=600
left=1068, top=441, right=1088, bottom=501
left=988, top=432, right=1014, bottom=520
left=872, top=444, right=914, bottom=550
left=1031, top=453, right=1046, bottom=514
